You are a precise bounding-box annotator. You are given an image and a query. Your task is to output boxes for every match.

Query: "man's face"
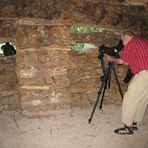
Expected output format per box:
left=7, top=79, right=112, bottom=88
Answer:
left=121, top=34, right=133, bottom=45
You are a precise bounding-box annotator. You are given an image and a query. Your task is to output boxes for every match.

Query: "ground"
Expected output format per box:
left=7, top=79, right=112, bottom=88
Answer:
left=0, top=103, right=148, bottom=148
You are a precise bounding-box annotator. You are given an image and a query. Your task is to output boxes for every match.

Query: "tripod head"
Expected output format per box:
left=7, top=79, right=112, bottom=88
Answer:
left=98, top=40, right=124, bottom=58
left=98, top=40, right=124, bottom=77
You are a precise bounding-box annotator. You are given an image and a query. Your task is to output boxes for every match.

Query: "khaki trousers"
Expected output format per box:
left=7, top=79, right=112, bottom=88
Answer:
left=122, top=70, right=148, bottom=126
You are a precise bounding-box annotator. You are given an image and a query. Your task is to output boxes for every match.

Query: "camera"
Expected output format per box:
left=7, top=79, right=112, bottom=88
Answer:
left=99, top=40, right=124, bottom=58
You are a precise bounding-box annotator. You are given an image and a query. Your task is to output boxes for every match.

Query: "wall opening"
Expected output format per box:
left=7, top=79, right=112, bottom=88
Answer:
left=0, top=42, right=17, bottom=56
left=70, top=24, right=101, bottom=53
left=72, top=42, right=97, bottom=53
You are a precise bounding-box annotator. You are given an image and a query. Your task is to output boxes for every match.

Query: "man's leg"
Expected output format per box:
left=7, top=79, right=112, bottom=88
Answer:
left=115, top=70, right=148, bottom=134
left=133, top=71, right=148, bottom=123
left=122, top=70, right=148, bottom=125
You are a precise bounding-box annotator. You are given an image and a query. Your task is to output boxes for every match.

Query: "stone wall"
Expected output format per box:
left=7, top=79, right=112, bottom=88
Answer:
left=17, top=45, right=71, bottom=116
left=0, top=56, right=20, bottom=111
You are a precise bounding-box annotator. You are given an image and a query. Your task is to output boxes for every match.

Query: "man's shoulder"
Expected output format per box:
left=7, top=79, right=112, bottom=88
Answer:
left=132, top=37, right=147, bottom=42
left=130, top=37, right=147, bottom=45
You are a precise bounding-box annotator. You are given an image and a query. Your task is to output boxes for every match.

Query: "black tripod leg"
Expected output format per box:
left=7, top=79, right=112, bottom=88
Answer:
left=99, top=76, right=108, bottom=109
left=88, top=66, right=109, bottom=124
left=99, top=64, right=113, bottom=109
left=98, top=53, right=105, bottom=74
left=100, top=57, right=106, bottom=74
left=107, top=65, right=112, bottom=89
left=112, top=65, right=123, bottom=99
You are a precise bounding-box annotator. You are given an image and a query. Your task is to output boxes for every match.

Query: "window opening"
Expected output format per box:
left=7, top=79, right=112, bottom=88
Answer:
left=0, top=42, right=17, bottom=56
left=70, top=24, right=101, bottom=53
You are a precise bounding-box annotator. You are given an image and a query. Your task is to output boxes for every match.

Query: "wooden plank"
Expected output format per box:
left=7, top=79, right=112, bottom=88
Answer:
left=0, top=17, right=72, bottom=26
left=0, top=17, right=18, bottom=21
left=17, top=45, right=71, bottom=53
left=18, top=18, right=72, bottom=26
left=21, top=85, right=50, bottom=90
left=123, top=0, right=148, bottom=6
left=85, top=0, right=147, bottom=5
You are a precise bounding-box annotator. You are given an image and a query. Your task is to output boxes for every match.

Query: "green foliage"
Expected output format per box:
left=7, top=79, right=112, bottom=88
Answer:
left=72, top=43, right=97, bottom=54
left=72, top=43, right=85, bottom=53
left=70, top=24, right=103, bottom=33
left=70, top=24, right=101, bottom=53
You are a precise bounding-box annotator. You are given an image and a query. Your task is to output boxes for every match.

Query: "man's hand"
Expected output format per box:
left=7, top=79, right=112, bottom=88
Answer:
left=104, top=54, right=115, bottom=62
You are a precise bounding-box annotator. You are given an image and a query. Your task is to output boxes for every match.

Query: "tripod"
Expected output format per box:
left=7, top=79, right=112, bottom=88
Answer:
left=88, top=54, right=123, bottom=124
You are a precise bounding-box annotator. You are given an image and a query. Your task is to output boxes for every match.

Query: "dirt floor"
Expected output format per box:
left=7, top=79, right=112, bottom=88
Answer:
left=0, top=103, right=148, bottom=148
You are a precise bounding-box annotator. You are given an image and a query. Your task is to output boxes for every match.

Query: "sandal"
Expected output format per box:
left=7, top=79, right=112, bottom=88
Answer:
left=114, top=126, right=134, bottom=135
left=132, top=122, right=138, bottom=131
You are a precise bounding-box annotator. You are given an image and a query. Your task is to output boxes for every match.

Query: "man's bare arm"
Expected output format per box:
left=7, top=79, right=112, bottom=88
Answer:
left=104, top=54, right=127, bottom=65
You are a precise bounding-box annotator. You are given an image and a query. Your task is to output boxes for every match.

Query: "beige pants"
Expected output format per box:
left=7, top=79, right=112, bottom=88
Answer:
left=122, top=70, right=148, bottom=126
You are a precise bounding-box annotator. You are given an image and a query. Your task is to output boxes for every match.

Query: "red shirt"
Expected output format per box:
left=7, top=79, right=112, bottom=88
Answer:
left=121, top=37, right=148, bottom=75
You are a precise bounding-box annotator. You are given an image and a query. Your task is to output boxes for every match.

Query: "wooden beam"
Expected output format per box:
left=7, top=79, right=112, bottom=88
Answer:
left=21, top=85, right=50, bottom=90
left=17, top=45, right=71, bottom=53
left=123, top=0, right=148, bottom=6
left=0, top=17, right=72, bottom=26
left=84, top=0, right=147, bottom=6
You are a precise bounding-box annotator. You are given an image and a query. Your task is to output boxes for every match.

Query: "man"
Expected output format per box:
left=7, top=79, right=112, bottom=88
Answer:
left=1, top=42, right=16, bottom=56
left=105, top=31, right=148, bottom=135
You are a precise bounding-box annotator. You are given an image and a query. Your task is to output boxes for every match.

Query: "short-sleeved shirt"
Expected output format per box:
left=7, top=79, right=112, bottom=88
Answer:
left=121, top=37, right=148, bottom=75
